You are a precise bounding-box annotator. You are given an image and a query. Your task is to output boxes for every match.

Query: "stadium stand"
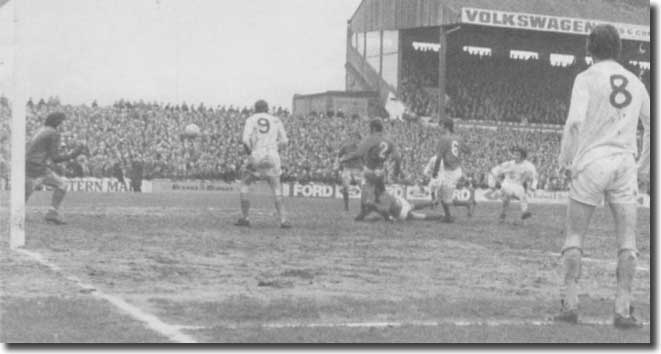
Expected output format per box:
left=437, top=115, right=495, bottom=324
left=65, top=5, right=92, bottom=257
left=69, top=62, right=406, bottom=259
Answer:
left=400, top=51, right=650, bottom=124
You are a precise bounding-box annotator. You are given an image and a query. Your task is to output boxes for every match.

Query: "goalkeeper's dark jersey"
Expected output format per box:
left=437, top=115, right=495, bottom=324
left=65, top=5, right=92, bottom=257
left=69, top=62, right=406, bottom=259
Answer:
left=26, top=127, right=61, bottom=177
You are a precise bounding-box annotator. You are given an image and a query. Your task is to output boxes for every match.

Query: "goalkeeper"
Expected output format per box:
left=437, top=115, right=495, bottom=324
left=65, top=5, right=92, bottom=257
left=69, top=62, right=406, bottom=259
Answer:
left=25, top=112, right=89, bottom=225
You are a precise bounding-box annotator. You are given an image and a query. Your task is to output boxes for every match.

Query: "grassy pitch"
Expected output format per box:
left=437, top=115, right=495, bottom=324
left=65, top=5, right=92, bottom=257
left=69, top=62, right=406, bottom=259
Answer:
left=0, top=190, right=651, bottom=343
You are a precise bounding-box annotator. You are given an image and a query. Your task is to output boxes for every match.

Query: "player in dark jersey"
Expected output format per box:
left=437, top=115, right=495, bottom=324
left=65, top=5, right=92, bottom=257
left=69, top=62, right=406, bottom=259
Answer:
left=25, top=112, right=86, bottom=224
left=432, top=119, right=467, bottom=223
left=341, top=119, right=402, bottom=221
left=336, top=132, right=363, bottom=211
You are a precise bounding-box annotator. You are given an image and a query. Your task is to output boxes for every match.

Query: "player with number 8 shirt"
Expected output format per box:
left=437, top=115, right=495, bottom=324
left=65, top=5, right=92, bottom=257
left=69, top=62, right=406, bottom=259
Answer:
left=555, top=24, right=650, bottom=329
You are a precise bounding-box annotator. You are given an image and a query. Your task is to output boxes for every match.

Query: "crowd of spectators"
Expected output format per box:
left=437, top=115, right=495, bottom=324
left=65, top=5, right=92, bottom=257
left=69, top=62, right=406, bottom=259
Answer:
left=0, top=96, right=572, bottom=190
left=400, top=51, right=651, bottom=125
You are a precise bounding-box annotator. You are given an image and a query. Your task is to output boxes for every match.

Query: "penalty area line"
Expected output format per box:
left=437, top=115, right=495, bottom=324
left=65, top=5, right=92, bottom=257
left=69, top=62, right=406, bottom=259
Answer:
left=15, top=248, right=197, bottom=343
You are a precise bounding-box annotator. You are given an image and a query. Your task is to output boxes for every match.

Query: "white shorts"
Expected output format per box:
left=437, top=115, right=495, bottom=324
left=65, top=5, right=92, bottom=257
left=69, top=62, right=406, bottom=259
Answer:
left=501, top=181, right=526, bottom=201
left=396, top=195, right=413, bottom=221
left=440, top=168, right=462, bottom=202
left=570, top=153, right=637, bottom=206
left=341, top=168, right=363, bottom=185
left=428, top=178, right=443, bottom=192
left=248, top=151, right=281, bottom=178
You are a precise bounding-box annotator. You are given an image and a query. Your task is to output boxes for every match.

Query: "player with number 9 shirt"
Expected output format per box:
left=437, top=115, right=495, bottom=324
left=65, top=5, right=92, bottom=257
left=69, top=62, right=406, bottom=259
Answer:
left=236, top=100, right=291, bottom=229
left=341, top=119, right=402, bottom=221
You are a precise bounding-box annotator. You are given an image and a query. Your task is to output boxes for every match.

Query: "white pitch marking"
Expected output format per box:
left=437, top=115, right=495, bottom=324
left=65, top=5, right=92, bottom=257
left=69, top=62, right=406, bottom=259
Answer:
left=216, top=317, right=649, bottom=330
left=16, top=249, right=197, bottom=343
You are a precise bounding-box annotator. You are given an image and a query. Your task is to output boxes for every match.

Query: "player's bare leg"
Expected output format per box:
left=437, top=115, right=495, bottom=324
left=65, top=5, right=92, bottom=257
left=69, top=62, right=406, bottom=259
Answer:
left=268, top=176, right=290, bottom=229
left=520, top=192, right=532, bottom=221
left=341, top=178, right=351, bottom=211
left=342, top=186, right=350, bottom=211
left=440, top=186, right=454, bottom=223
left=236, top=175, right=254, bottom=227
left=610, top=202, right=642, bottom=329
left=499, top=197, right=510, bottom=223
left=554, top=198, right=594, bottom=324
left=355, top=183, right=374, bottom=222
left=43, top=176, right=68, bottom=225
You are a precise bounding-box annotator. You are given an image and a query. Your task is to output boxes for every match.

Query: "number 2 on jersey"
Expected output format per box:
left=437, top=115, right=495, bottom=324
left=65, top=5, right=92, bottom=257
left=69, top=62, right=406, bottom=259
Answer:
left=378, top=142, right=389, bottom=160
left=609, top=75, right=632, bottom=109
left=257, top=118, right=270, bottom=133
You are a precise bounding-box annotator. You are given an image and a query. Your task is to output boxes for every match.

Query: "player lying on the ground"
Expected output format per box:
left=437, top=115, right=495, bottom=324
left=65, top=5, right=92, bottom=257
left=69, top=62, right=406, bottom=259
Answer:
left=25, top=112, right=88, bottom=225
left=555, top=24, right=650, bottom=329
left=360, top=190, right=443, bottom=222
left=236, top=100, right=291, bottom=229
left=488, top=147, right=537, bottom=222
left=336, top=132, right=363, bottom=212
left=340, top=119, right=402, bottom=222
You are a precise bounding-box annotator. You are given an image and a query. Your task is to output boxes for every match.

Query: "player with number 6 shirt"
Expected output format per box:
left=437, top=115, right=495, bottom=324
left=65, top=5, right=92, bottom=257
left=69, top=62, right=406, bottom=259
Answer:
left=432, top=119, right=467, bottom=223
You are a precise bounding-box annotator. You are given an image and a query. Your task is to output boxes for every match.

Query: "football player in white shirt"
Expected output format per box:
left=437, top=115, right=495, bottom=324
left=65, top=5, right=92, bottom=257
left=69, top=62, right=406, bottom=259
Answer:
left=555, top=25, right=650, bottom=329
left=489, top=147, right=537, bottom=223
left=236, top=100, right=291, bottom=229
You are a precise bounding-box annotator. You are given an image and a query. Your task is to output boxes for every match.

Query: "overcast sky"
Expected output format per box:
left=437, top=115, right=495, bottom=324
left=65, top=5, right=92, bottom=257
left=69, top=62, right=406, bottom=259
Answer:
left=0, top=0, right=361, bottom=108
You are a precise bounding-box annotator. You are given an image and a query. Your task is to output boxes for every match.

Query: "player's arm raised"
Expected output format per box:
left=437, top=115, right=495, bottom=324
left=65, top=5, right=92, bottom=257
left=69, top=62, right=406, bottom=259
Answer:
left=559, top=75, right=589, bottom=172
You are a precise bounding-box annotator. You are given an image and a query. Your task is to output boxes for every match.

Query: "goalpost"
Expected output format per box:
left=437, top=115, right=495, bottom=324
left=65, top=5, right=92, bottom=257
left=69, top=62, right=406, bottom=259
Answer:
left=9, top=0, right=25, bottom=249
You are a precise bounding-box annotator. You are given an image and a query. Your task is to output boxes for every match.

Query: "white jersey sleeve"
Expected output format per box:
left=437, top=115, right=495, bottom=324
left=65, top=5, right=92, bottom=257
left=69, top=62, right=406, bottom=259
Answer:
left=242, top=115, right=257, bottom=149
left=638, top=90, right=651, bottom=175
left=559, top=74, right=589, bottom=169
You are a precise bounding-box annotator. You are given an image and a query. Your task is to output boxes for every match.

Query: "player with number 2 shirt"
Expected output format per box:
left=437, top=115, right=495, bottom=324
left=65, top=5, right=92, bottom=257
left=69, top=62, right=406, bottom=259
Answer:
left=341, top=119, right=402, bottom=221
